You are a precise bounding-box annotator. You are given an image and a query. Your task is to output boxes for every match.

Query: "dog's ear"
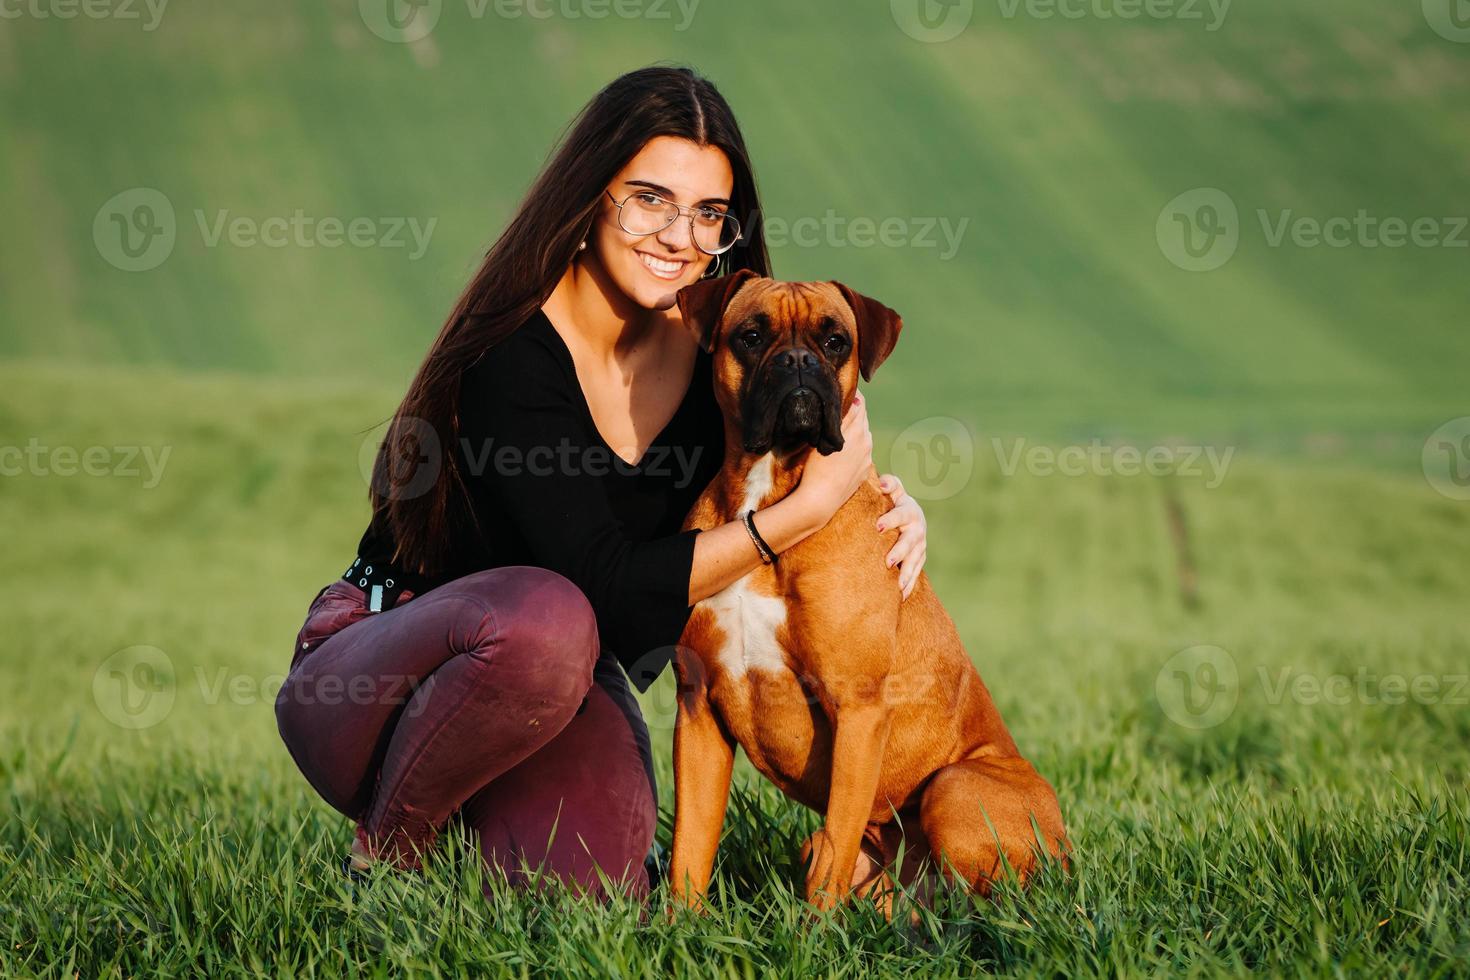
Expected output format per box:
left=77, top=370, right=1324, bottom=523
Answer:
left=676, top=268, right=759, bottom=353
left=830, top=281, right=903, bottom=382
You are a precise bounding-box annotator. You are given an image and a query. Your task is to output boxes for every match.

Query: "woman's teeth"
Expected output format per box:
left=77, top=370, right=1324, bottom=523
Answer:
left=639, top=252, right=686, bottom=280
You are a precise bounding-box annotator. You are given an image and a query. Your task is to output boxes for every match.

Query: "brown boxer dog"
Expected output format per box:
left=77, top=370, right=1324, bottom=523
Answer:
left=668, top=269, right=1068, bottom=914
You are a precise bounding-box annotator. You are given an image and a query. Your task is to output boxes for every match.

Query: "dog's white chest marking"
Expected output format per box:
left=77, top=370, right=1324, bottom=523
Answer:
left=707, top=453, right=789, bottom=677
left=707, top=577, right=789, bottom=677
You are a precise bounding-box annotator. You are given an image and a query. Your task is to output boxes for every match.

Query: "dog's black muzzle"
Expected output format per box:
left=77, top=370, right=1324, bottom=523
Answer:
left=740, top=345, right=845, bottom=457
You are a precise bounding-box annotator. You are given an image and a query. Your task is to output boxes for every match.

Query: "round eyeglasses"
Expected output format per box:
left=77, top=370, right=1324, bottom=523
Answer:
left=604, top=189, right=742, bottom=255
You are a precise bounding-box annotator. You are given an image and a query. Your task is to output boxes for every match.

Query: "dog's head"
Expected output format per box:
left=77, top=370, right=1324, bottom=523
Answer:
left=676, top=270, right=903, bottom=457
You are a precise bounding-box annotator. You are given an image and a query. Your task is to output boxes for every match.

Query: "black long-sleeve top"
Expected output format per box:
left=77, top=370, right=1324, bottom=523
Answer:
left=348, top=308, right=725, bottom=691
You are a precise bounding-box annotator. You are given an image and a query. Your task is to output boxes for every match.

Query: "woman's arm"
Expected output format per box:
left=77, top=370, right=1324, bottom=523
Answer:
left=686, top=391, right=930, bottom=604
left=686, top=490, right=828, bottom=605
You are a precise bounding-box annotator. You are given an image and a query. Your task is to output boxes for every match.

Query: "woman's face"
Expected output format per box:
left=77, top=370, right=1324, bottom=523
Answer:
left=588, top=135, right=735, bottom=311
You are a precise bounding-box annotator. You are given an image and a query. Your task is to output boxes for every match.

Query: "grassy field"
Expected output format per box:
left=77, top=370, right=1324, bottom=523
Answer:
left=3, top=0, right=1469, bottom=975
left=2, top=362, right=1468, bottom=976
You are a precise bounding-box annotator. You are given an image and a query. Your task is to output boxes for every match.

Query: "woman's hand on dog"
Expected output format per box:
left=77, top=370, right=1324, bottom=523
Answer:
left=874, top=473, right=927, bottom=601
left=795, top=389, right=874, bottom=523
left=793, top=391, right=929, bottom=601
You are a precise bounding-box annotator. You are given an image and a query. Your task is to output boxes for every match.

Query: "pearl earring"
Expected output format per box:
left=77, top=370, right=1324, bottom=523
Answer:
left=578, top=240, right=587, bottom=251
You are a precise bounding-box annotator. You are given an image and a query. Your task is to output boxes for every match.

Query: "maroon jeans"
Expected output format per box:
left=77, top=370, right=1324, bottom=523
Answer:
left=274, top=566, right=657, bottom=899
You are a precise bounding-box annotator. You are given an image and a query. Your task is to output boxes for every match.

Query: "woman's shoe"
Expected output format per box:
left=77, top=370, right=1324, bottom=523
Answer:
left=644, top=839, right=670, bottom=889
left=341, top=853, right=374, bottom=886
left=340, top=827, right=426, bottom=888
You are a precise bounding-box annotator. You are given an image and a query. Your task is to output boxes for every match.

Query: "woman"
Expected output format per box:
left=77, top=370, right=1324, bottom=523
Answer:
left=274, top=65, right=929, bottom=900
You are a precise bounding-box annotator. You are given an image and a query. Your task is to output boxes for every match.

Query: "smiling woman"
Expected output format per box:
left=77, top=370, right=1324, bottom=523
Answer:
left=273, top=64, right=929, bottom=903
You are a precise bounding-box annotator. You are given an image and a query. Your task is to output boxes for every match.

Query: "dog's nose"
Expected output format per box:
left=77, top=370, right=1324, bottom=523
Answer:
left=772, top=347, right=820, bottom=373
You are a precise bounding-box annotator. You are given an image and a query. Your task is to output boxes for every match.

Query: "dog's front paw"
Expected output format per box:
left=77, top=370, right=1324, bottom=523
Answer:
left=663, top=895, right=711, bottom=923
left=805, top=886, right=843, bottom=913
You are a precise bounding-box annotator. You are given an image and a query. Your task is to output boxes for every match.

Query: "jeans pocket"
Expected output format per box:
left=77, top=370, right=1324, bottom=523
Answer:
left=291, top=581, right=371, bottom=669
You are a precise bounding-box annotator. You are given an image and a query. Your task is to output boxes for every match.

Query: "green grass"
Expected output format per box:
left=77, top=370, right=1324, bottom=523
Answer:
left=2, top=362, right=1467, bottom=976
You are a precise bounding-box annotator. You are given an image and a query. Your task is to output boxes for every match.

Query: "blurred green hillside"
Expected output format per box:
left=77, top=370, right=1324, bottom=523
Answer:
left=2, top=0, right=1467, bottom=449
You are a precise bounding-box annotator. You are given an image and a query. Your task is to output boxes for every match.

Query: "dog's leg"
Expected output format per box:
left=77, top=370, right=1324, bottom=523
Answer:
left=918, top=755, right=1069, bottom=895
left=798, top=820, right=925, bottom=920
left=804, top=701, right=891, bottom=909
left=668, top=646, right=735, bottom=913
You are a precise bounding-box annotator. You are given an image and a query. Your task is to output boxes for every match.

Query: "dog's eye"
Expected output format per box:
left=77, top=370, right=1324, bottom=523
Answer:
left=739, top=330, right=762, bottom=349
left=824, top=334, right=849, bottom=354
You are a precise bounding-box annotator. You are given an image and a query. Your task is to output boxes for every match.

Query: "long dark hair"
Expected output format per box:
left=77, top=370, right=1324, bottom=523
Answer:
left=370, top=65, right=772, bottom=578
